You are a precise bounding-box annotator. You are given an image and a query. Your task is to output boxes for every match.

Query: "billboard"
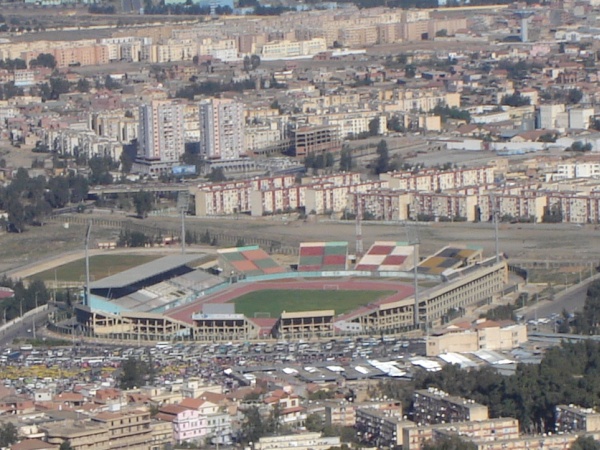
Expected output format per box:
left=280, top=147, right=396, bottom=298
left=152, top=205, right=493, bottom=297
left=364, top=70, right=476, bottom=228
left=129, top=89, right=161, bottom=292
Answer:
left=172, top=165, right=197, bottom=175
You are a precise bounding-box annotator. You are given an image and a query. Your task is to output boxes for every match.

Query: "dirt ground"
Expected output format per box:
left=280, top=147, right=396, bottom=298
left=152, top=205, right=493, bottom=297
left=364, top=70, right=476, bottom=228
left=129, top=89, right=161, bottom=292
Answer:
left=1, top=210, right=598, bottom=278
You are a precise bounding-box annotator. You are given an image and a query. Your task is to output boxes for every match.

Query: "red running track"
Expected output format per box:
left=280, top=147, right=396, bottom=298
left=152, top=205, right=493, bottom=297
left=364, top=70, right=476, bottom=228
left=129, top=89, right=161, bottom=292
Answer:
left=167, top=278, right=414, bottom=324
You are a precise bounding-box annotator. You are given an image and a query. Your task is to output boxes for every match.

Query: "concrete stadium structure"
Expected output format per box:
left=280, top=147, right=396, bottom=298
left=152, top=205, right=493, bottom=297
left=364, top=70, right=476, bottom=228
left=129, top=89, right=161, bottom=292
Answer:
left=72, top=245, right=508, bottom=342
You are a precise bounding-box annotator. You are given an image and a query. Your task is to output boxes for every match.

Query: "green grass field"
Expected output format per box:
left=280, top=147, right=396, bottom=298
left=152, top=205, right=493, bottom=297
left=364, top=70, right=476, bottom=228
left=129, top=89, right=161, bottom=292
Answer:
left=29, top=254, right=163, bottom=283
left=229, top=289, right=395, bottom=317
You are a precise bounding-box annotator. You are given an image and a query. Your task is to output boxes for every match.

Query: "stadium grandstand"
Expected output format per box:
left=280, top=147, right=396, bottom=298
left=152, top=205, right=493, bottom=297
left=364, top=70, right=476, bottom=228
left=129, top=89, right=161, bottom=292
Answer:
left=298, top=242, right=348, bottom=272
left=70, top=243, right=508, bottom=342
left=418, top=246, right=483, bottom=276
left=355, top=241, right=415, bottom=272
left=218, top=246, right=285, bottom=277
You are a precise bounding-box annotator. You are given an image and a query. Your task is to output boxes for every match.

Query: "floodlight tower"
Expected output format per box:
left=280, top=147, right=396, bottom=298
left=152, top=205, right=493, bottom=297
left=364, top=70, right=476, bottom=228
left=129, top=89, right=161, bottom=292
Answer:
left=490, top=193, right=500, bottom=263
left=355, top=193, right=364, bottom=258
left=84, top=221, right=92, bottom=306
left=405, top=223, right=421, bottom=331
left=177, top=190, right=191, bottom=254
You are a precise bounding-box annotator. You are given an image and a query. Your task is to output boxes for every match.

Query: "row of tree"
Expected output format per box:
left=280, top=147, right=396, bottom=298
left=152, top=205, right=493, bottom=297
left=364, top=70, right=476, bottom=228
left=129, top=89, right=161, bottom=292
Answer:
left=0, top=276, right=49, bottom=321
left=0, top=168, right=89, bottom=233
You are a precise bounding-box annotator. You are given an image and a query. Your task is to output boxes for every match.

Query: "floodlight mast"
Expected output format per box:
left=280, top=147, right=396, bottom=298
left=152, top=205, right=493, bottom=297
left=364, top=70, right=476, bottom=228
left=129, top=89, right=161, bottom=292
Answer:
left=85, top=220, right=92, bottom=306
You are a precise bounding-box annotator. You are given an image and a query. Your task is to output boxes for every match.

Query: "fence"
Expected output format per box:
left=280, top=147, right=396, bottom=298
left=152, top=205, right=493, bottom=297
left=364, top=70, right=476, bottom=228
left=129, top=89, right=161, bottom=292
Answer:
left=54, top=215, right=299, bottom=255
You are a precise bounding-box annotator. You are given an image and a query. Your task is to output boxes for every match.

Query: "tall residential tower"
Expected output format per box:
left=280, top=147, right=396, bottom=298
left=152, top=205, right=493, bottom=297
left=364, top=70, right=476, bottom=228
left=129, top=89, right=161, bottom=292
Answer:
left=199, top=98, right=245, bottom=159
left=136, top=100, right=185, bottom=173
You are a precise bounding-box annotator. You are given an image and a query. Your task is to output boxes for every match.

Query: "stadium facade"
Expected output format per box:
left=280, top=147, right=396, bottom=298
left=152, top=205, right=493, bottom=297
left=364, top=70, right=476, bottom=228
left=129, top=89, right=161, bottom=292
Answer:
left=73, top=244, right=508, bottom=342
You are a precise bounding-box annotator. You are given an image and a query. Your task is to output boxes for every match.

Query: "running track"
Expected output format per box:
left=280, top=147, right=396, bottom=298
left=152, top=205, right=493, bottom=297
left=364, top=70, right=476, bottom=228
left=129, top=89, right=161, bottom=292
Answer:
left=167, top=278, right=414, bottom=324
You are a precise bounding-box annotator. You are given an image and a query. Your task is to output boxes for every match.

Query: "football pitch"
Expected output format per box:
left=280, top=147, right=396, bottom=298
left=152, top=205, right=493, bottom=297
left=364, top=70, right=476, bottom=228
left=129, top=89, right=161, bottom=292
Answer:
left=229, top=289, right=395, bottom=317
left=28, top=254, right=162, bottom=283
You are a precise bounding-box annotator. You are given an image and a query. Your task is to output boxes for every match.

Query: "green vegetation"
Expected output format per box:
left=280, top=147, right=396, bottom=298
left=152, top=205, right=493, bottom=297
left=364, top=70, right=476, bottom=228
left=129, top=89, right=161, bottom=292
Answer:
left=29, top=254, right=161, bottom=283
left=0, top=277, right=48, bottom=321
left=375, top=340, right=600, bottom=434
left=229, top=289, right=394, bottom=317
left=573, top=280, right=600, bottom=334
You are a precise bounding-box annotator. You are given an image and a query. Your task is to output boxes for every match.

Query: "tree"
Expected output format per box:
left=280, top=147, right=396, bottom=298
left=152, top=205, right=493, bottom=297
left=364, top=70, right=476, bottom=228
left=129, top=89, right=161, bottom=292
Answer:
left=132, top=191, right=154, bottom=219
left=568, top=88, right=584, bottom=105
left=375, top=139, right=390, bottom=174
left=59, top=441, right=73, bottom=450
left=250, top=54, right=261, bottom=70
left=104, top=75, right=121, bottom=90
left=571, top=436, right=600, bottom=450
left=435, top=29, right=448, bottom=37
left=76, top=78, right=91, bottom=93
left=405, top=64, right=416, bottom=78
left=501, top=93, right=531, bottom=107
left=368, top=117, right=380, bottom=136
left=339, top=148, right=353, bottom=171
left=388, top=115, right=405, bottom=133
left=243, top=55, right=251, bottom=72
left=29, top=53, right=57, bottom=69
left=0, top=423, right=18, bottom=447
left=118, top=357, right=150, bottom=389
left=45, top=176, right=70, bottom=208
left=241, top=407, right=266, bottom=443
left=305, top=413, right=325, bottom=432
left=207, top=167, right=227, bottom=182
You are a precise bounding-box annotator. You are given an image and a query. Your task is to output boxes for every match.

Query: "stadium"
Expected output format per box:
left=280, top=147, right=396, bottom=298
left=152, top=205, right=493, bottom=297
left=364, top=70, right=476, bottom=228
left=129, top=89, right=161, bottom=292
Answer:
left=73, top=241, right=508, bottom=342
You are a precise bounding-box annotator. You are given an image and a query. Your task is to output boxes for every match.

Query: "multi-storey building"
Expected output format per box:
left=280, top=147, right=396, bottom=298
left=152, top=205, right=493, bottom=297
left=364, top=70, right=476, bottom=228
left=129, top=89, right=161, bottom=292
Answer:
left=355, top=403, right=404, bottom=448
left=194, top=175, right=296, bottom=216
left=555, top=405, right=600, bottom=433
left=403, top=418, right=520, bottom=450
left=200, top=98, right=245, bottom=160
left=292, top=125, right=341, bottom=157
left=253, top=432, right=340, bottom=450
left=413, top=388, right=488, bottom=426
left=44, top=411, right=162, bottom=450
left=426, top=320, right=528, bottom=356
left=137, top=100, right=185, bottom=173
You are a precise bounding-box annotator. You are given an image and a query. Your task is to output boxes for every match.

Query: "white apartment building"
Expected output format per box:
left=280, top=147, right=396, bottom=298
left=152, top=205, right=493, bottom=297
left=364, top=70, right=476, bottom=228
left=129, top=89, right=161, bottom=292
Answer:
left=199, top=98, right=245, bottom=160
left=138, top=100, right=185, bottom=164
left=198, top=38, right=238, bottom=62
left=253, top=38, right=326, bottom=60
left=555, top=162, right=600, bottom=180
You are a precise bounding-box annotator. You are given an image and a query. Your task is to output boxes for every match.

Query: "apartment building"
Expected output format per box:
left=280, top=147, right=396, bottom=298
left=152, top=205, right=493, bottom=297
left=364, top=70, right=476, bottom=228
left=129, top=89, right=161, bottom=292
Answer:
left=137, top=100, right=185, bottom=171
left=413, top=388, right=488, bottom=426
left=89, top=110, right=138, bottom=143
left=380, top=166, right=495, bottom=191
left=546, top=191, right=600, bottom=223
left=254, top=38, right=326, bottom=60
left=198, top=38, right=238, bottom=62
left=292, top=125, right=342, bottom=157
left=555, top=162, right=600, bottom=180
left=253, top=432, right=340, bottom=450
left=44, top=411, right=162, bottom=450
left=355, top=403, right=405, bottom=448
left=555, top=405, right=600, bottom=433
left=323, top=400, right=356, bottom=427
left=194, top=175, right=296, bottom=216
left=44, top=128, right=123, bottom=161
left=200, top=98, right=245, bottom=160
left=156, top=404, right=204, bottom=444
left=403, top=418, right=520, bottom=450
left=426, top=320, right=528, bottom=356
left=250, top=185, right=306, bottom=216
left=305, top=180, right=388, bottom=215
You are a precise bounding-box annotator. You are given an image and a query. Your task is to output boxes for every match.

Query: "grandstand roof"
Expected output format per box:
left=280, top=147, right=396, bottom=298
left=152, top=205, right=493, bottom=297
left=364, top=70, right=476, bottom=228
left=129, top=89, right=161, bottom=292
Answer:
left=218, top=246, right=284, bottom=277
left=298, top=242, right=348, bottom=272
left=355, top=241, right=414, bottom=272
left=90, top=255, right=202, bottom=289
left=418, top=246, right=482, bottom=275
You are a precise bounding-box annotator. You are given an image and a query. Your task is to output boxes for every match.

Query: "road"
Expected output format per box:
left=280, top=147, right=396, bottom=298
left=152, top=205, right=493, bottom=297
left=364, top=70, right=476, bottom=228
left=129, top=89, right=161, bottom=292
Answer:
left=0, top=307, right=54, bottom=347
left=524, top=279, right=594, bottom=321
